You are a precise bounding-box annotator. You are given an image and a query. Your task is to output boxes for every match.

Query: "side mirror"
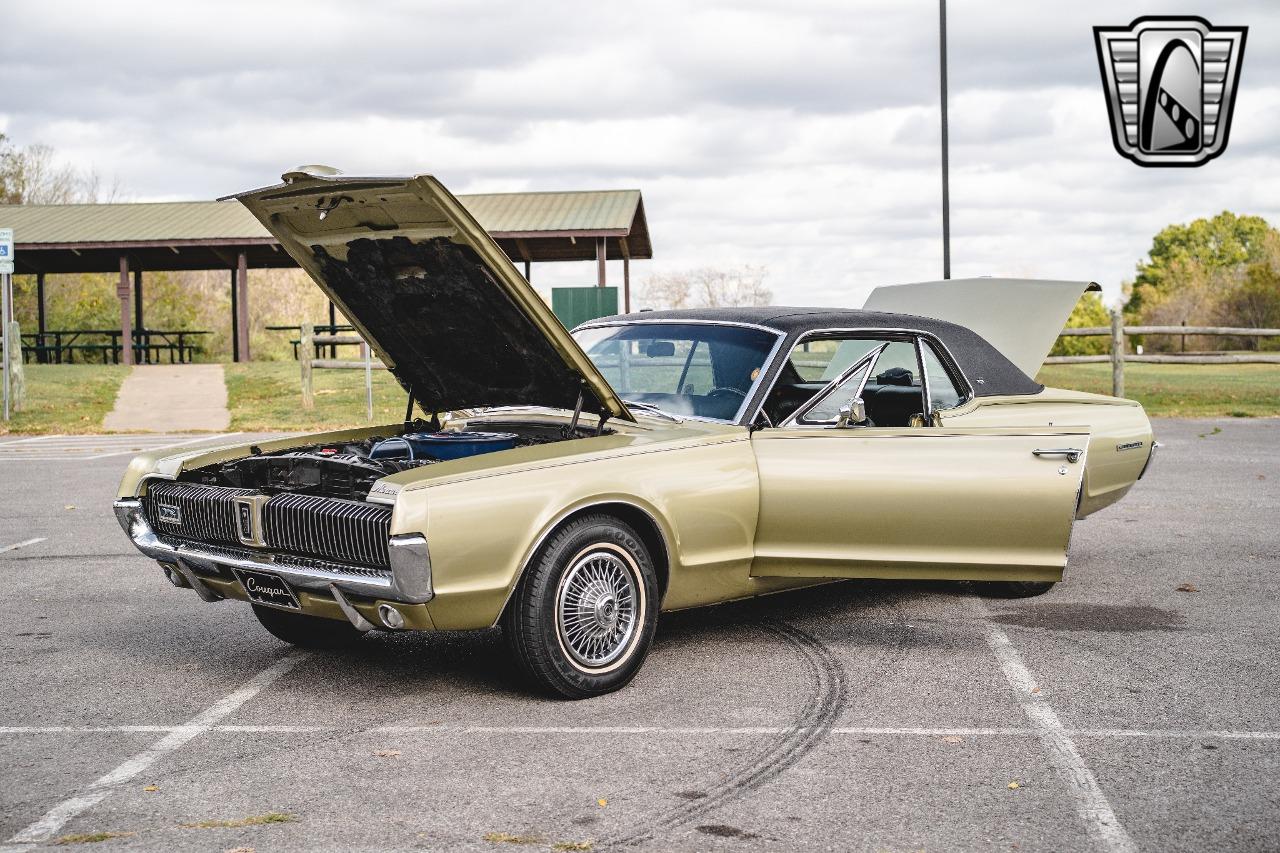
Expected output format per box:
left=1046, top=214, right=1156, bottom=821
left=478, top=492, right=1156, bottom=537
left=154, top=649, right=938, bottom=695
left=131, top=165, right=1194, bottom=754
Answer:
left=836, top=397, right=867, bottom=428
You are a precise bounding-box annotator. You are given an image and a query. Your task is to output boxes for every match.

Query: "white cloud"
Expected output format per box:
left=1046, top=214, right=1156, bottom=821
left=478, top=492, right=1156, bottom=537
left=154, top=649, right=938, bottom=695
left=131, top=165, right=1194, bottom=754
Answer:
left=2, top=0, right=1277, bottom=309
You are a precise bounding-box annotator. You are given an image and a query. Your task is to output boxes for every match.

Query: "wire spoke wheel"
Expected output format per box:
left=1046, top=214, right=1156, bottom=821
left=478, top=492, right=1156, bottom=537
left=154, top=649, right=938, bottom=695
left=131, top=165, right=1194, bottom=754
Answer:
left=556, top=548, right=640, bottom=670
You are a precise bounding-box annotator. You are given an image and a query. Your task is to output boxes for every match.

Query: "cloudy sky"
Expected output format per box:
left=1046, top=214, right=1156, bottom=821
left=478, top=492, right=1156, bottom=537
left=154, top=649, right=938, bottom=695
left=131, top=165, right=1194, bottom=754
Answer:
left=3, top=0, right=1277, bottom=307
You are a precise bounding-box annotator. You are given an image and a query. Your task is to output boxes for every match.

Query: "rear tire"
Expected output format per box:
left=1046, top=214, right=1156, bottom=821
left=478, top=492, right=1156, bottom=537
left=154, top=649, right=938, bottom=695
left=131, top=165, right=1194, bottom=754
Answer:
left=976, top=581, right=1057, bottom=599
left=252, top=604, right=367, bottom=649
left=504, top=514, right=659, bottom=699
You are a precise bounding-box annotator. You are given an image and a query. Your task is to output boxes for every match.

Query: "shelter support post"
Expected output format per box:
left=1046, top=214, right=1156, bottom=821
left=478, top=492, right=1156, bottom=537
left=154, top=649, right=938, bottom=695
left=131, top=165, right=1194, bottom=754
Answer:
left=596, top=237, right=606, bottom=287
left=118, top=256, right=133, bottom=366
left=623, top=258, right=631, bottom=313
left=133, top=268, right=144, bottom=338
left=237, top=251, right=250, bottom=361
left=229, top=268, right=239, bottom=363
left=524, top=260, right=531, bottom=282
left=1110, top=311, right=1125, bottom=398
left=620, top=238, right=631, bottom=313
left=36, top=273, right=46, bottom=364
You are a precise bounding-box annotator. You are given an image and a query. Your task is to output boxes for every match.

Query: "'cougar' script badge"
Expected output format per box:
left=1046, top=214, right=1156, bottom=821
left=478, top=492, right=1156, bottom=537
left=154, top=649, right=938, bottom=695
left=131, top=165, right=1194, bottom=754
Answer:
left=1094, top=16, right=1247, bottom=167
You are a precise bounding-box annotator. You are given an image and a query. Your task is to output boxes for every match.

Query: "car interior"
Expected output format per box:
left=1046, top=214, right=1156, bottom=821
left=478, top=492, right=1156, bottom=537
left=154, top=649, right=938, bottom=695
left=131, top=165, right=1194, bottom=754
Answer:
left=575, top=323, right=780, bottom=422
left=761, top=336, right=963, bottom=427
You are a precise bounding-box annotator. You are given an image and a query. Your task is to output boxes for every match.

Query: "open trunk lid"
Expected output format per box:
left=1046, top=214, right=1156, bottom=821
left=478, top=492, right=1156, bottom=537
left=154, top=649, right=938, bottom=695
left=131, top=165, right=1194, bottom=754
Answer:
left=229, top=168, right=632, bottom=421
left=862, top=277, right=1101, bottom=378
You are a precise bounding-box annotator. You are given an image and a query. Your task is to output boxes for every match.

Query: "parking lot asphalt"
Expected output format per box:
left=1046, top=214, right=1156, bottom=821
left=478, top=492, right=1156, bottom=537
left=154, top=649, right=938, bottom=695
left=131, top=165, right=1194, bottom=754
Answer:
left=0, top=418, right=1277, bottom=852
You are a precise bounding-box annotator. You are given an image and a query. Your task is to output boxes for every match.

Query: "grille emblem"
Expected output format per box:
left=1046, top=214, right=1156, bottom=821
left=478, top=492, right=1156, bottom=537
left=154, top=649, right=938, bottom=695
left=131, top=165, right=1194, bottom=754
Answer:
left=232, top=495, right=270, bottom=547
left=157, top=504, right=182, bottom=525
left=1094, top=16, right=1247, bottom=167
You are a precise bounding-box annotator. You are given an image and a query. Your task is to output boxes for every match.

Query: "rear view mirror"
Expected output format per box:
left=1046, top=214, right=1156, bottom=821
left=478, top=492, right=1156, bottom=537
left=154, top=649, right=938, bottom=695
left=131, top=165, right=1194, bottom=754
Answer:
left=646, top=341, right=676, bottom=358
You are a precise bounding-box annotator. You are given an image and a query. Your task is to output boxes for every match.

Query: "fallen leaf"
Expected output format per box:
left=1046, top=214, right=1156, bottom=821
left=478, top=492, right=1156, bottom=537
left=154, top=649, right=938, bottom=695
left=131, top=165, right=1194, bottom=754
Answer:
left=1031, top=687, right=1041, bottom=694
left=1177, top=583, right=1199, bottom=593
left=143, top=784, right=159, bottom=792
left=56, top=831, right=136, bottom=844
left=596, top=798, right=608, bottom=808
left=483, top=832, right=541, bottom=844
left=552, top=843, right=593, bottom=851
left=180, top=813, right=294, bottom=829
left=224, top=848, right=256, bottom=853
left=1008, top=781, right=1021, bottom=789
left=374, top=749, right=401, bottom=758
left=64, top=505, right=76, bottom=510
left=942, top=736, right=962, bottom=744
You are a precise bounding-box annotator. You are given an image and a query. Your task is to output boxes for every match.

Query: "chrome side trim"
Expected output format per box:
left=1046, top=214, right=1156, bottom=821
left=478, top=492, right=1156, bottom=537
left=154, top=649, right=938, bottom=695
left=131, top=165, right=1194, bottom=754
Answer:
left=1138, top=440, right=1162, bottom=480
left=388, top=534, right=433, bottom=604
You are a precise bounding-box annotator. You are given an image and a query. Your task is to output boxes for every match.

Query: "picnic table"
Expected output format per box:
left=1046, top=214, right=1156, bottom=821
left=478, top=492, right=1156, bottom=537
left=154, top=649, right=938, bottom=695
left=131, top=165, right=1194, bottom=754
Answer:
left=20, top=329, right=210, bottom=365
left=266, top=324, right=359, bottom=359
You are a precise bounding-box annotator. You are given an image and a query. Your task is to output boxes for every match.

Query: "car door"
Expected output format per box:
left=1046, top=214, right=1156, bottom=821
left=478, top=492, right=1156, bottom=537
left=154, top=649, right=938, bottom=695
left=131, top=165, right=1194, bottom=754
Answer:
left=749, top=332, right=1088, bottom=582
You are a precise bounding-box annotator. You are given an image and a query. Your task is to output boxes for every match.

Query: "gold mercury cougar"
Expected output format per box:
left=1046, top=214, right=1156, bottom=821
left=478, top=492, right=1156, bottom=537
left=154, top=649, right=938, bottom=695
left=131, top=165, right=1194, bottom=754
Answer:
left=115, top=169, right=1157, bottom=698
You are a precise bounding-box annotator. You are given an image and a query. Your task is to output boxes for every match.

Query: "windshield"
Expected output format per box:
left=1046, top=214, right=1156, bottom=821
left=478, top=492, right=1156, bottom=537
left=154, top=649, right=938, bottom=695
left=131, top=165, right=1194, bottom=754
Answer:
left=572, top=322, right=780, bottom=422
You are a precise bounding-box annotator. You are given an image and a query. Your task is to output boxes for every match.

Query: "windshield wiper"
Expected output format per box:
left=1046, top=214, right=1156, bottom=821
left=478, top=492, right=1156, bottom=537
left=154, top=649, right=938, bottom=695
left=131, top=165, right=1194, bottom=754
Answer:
left=622, top=400, right=682, bottom=422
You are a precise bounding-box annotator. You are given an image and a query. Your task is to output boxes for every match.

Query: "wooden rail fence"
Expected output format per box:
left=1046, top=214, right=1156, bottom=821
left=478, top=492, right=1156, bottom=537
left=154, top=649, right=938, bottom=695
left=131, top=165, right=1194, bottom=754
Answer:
left=292, top=317, right=1278, bottom=413
left=298, top=324, right=386, bottom=420
left=1046, top=314, right=1280, bottom=396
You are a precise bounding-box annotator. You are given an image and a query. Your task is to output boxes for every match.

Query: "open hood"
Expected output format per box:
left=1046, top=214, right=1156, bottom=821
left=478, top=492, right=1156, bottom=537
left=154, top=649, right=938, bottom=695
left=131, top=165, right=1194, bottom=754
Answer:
left=861, top=277, right=1101, bottom=377
left=229, top=168, right=632, bottom=421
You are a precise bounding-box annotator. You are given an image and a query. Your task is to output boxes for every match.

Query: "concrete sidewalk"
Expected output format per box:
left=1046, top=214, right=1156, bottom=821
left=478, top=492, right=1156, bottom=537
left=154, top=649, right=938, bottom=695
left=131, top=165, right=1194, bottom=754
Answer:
left=102, top=364, right=231, bottom=432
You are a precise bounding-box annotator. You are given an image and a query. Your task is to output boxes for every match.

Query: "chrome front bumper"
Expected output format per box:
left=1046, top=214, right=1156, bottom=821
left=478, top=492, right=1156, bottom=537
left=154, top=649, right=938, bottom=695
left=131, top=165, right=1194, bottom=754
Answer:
left=113, top=498, right=433, bottom=604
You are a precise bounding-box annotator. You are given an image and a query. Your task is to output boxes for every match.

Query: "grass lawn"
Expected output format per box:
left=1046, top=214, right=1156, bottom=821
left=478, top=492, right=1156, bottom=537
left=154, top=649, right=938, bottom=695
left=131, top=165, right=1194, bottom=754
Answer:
left=0, top=364, right=129, bottom=435
left=223, top=362, right=413, bottom=432
left=3, top=360, right=1275, bottom=436
left=1036, top=362, right=1280, bottom=418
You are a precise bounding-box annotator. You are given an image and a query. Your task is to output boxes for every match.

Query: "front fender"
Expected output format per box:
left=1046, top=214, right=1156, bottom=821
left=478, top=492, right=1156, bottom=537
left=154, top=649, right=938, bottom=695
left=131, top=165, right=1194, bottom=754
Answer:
left=419, top=438, right=760, bottom=630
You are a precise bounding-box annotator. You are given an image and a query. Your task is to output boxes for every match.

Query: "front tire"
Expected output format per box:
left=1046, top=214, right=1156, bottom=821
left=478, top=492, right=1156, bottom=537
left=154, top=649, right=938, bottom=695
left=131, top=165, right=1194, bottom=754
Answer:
left=252, top=604, right=367, bottom=649
left=504, top=515, right=659, bottom=699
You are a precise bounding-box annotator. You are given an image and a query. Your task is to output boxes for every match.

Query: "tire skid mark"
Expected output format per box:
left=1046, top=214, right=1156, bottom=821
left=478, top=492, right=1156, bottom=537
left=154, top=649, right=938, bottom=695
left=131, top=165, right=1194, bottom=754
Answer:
left=608, top=620, right=848, bottom=846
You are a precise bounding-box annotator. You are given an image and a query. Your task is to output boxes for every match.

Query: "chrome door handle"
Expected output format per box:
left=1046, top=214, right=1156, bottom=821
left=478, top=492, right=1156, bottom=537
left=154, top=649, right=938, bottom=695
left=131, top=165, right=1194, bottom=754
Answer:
left=1033, top=448, right=1083, bottom=463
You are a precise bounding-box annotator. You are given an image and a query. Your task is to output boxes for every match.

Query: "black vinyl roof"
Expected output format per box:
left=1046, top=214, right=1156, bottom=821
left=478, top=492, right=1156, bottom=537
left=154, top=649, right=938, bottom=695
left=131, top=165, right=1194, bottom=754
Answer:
left=587, top=306, right=1043, bottom=399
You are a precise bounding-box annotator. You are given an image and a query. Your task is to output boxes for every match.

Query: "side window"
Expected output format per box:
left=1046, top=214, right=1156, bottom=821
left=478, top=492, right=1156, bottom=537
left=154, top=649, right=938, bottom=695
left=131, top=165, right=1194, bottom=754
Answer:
left=799, top=359, right=875, bottom=424
left=762, top=337, right=882, bottom=425
left=921, top=341, right=965, bottom=412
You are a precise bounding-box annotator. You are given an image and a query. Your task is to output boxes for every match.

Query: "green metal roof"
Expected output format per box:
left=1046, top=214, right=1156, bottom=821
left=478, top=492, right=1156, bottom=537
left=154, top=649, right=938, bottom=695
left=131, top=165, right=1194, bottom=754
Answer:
left=462, top=190, right=643, bottom=235
left=0, top=189, right=645, bottom=245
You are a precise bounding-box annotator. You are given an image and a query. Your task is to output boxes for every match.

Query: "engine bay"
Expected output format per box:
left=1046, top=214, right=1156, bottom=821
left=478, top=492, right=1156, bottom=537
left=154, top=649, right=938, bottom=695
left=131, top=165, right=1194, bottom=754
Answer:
left=179, top=420, right=602, bottom=501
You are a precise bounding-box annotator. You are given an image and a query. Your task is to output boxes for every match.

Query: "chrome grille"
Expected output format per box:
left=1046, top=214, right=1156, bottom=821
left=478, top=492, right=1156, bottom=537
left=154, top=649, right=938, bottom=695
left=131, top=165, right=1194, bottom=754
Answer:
left=143, top=481, right=254, bottom=545
left=262, top=493, right=392, bottom=569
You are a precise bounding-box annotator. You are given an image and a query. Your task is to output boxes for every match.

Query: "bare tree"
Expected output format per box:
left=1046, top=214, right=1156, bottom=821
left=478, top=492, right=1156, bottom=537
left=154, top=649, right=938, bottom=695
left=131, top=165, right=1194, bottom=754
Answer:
left=640, top=265, right=772, bottom=310
left=0, top=134, right=120, bottom=204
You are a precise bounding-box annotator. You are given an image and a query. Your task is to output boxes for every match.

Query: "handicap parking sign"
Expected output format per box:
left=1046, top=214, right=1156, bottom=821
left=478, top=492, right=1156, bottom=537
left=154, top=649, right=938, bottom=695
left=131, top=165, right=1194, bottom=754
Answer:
left=0, top=228, right=12, bottom=273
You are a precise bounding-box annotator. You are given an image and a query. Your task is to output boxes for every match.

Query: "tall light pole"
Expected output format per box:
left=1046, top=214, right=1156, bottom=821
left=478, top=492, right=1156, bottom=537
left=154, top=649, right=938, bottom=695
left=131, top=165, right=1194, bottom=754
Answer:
left=939, top=0, right=951, bottom=279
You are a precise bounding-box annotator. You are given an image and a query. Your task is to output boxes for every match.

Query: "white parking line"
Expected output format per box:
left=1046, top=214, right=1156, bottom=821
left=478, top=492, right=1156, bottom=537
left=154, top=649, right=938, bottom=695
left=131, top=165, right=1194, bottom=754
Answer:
left=985, top=623, right=1137, bottom=853
left=0, top=724, right=1277, bottom=739
left=0, top=432, right=240, bottom=462
left=1, top=652, right=306, bottom=850
left=85, top=432, right=242, bottom=460
left=0, top=538, right=45, bottom=554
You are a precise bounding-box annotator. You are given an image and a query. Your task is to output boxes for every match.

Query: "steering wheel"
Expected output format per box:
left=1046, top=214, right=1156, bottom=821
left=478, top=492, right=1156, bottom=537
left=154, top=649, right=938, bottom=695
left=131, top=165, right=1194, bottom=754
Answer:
left=707, top=386, right=747, bottom=402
